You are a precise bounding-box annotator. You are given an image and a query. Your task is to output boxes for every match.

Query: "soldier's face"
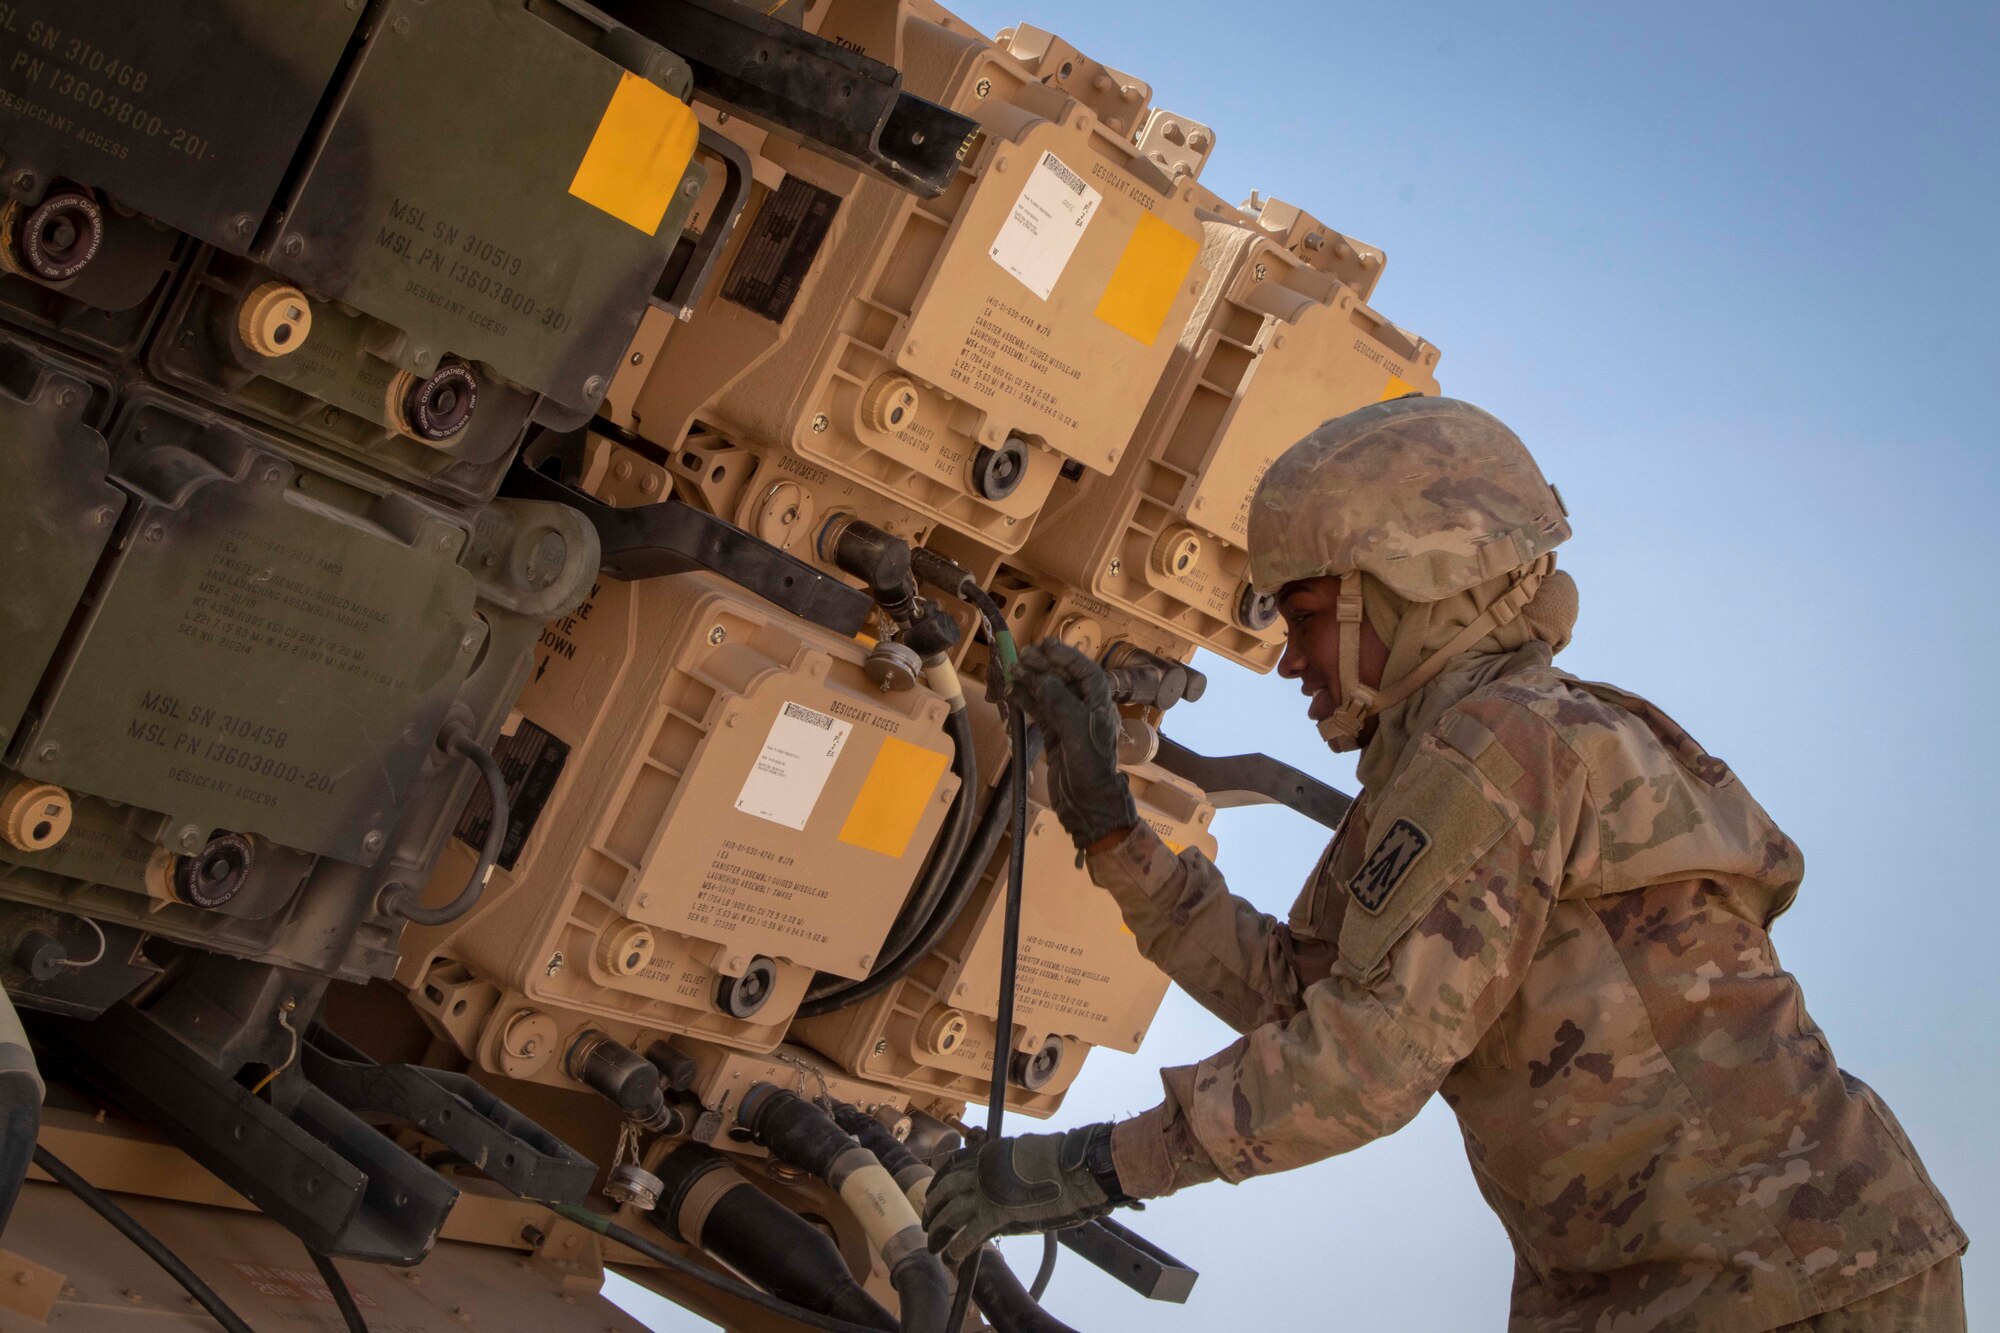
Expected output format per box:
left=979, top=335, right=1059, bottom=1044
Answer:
left=1276, top=576, right=1388, bottom=723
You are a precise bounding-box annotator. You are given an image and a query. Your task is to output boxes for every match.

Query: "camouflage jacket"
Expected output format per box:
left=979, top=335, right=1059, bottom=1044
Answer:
left=1096, top=663, right=1964, bottom=1332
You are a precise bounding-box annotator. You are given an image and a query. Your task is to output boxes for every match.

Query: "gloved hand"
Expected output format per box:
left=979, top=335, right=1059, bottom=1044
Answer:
left=923, top=1125, right=1122, bottom=1266
left=1010, top=641, right=1137, bottom=852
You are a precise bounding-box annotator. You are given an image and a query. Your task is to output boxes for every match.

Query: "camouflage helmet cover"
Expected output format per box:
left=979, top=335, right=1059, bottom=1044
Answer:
left=1248, top=397, right=1570, bottom=599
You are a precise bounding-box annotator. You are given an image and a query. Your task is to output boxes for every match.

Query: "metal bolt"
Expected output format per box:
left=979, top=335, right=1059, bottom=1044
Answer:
left=362, top=830, right=384, bottom=854
left=1253, top=262, right=1268, bottom=281
left=682, top=180, right=700, bottom=197
left=177, top=825, right=203, bottom=852
left=810, top=412, right=829, bottom=434
left=583, top=375, right=605, bottom=399
left=975, top=77, right=993, bottom=98
left=1304, top=232, right=1325, bottom=251
left=231, top=213, right=254, bottom=237
left=873, top=1039, right=889, bottom=1056
left=1108, top=557, right=1122, bottom=575
left=412, top=346, right=432, bottom=367
left=56, top=387, right=75, bottom=407
left=391, top=14, right=410, bottom=34
left=707, top=624, right=727, bottom=645
left=436, top=533, right=453, bottom=551
left=545, top=952, right=564, bottom=976
left=637, top=892, right=652, bottom=908
left=629, top=351, right=644, bottom=366
left=10, top=170, right=35, bottom=192
left=281, top=235, right=304, bottom=258
left=144, top=524, right=164, bottom=542
left=94, top=506, right=114, bottom=526
left=460, top=631, right=479, bottom=652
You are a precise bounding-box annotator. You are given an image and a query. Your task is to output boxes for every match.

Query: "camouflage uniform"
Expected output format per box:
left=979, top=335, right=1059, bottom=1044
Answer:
left=1098, top=654, right=1965, bottom=1330
left=1097, top=400, right=1965, bottom=1330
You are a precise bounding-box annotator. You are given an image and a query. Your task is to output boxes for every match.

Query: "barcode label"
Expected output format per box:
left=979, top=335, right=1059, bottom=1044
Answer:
left=987, top=150, right=1101, bottom=300
left=784, top=701, right=836, bottom=729
left=1042, top=151, right=1086, bottom=194
left=735, top=702, right=853, bottom=830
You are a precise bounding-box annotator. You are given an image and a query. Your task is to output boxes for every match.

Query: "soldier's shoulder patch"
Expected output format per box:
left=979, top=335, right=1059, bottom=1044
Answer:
left=1349, top=817, right=1431, bottom=914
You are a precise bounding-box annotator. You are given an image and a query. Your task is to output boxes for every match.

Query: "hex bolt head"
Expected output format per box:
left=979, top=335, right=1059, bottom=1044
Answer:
left=975, top=78, right=993, bottom=97
left=281, top=235, right=304, bottom=258
left=362, top=830, right=384, bottom=854
left=583, top=375, right=606, bottom=399
left=707, top=624, right=727, bottom=646
left=810, top=412, right=830, bottom=434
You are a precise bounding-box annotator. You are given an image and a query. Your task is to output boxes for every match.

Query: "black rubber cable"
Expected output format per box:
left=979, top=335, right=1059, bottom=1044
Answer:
left=381, top=722, right=509, bottom=926
left=32, top=1145, right=256, bottom=1333
left=308, top=1246, right=370, bottom=1333
left=1029, top=1229, right=1060, bottom=1301
left=553, top=1204, right=895, bottom=1333
left=948, top=703, right=1034, bottom=1333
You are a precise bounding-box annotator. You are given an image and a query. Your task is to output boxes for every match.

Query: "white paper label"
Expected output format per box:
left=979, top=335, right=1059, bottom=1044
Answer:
left=988, top=150, right=1101, bottom=300
left=735, top=701, right=852, bottom=830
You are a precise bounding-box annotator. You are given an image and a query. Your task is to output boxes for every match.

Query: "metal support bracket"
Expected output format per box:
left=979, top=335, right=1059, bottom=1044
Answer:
left=1057, top=1217, right=1199, bottom=1303
left=1155, top=735, right=1353, bottom=830
left=303, top=1028, right=596, bottom=1205
left=590, top=0, right=978, bottom=197
left=48, top=1004, right=458, bottom=1264
left=501, top=457, right=872, bottom=636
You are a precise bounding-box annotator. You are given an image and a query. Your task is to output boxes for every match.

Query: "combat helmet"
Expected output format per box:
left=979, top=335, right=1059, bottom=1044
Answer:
left=1247, top=397, right=1571, bottom=751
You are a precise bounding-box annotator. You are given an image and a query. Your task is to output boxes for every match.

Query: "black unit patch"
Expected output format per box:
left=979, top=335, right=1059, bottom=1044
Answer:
left=721, top=175, right=841, bottom=323
left=453, top=719, right=570, bottom=871
left=1349, top=818, right=1432, bottom=914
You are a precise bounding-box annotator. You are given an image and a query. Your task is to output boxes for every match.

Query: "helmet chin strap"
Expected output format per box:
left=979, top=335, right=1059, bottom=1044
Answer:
left=1315, top=556, right=1553, bottom=756
left=1316, top=573, right=1373, bottom=753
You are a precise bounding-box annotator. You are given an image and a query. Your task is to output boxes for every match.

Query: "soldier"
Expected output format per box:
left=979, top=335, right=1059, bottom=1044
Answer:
left=923, top=398, right=1967, bottom=1330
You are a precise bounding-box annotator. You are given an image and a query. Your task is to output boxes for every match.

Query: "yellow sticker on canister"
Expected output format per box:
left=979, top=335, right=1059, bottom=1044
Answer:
left=838, top=736, right=952, bottom=858
left=1380, top=374, right=1419, bottom=400
left=1094, top=212, right=1199, bottom=345
left=568, top=72, right=699, bottom=235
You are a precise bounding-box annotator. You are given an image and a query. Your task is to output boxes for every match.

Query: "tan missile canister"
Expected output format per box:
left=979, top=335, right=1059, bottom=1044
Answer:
left=1019, top=200, right=1441, bottom=667
left=628, top=6, right=1209, bottom=553
left=398, top=570, right=962, bottom=1072
left=792, top=763, right=1213, bottom=1117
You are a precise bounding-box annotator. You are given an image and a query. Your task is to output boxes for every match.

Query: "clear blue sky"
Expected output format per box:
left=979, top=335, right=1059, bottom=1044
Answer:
left=615, top=2, right=1998, bottom=1327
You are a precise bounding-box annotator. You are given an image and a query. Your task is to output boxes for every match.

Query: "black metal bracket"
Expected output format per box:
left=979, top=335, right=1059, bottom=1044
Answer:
left=302, top=1028, right=596, bottom=1205
left=48, top=1004, right=458, bottom=1264
left=501, top=456, right=872, bottom=636
left=655, top=125, right=753, bottom=320
left=593, top=0, right=978, bottom=197
left=1155, top=735, right=1353, bottom=831
left=1057, top=1217, right=1199, bottom=1303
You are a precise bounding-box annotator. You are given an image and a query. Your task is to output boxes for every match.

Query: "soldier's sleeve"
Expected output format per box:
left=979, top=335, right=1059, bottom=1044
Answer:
left=1087, top=821, right=1336, bottom=1034
left=1110, top=701, right=1587, bottom=1196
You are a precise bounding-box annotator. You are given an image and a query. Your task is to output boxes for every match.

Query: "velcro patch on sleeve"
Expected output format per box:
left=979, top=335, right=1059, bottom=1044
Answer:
left=1349, top=819, right=1431, bottom=914
left=1337, top=744, right=1514, bottom=978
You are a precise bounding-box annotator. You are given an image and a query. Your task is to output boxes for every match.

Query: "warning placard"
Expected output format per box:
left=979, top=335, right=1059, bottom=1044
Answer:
left=988, top=150, right=1101, bottom=300
left=734, top=701, right=851, bottom=830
